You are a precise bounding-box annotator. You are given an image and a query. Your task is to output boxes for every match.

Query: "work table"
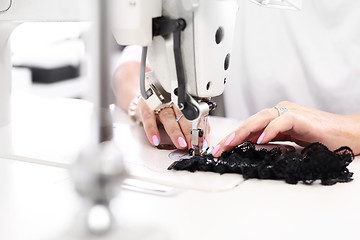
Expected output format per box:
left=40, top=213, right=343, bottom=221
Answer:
left=1, top=93, right=359, bottom=240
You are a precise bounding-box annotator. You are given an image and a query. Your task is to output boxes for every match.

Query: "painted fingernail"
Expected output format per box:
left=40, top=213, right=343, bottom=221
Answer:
left=152, top=135, right=159, bottom=146
left=178, top=137, right=187, bottom=148
left=203, top=139, right=208, bottom=149
left=211, top=145, right=220, bottom=155
left=225, top=132, right=235, bottom=146
left=257, top=132, right=265, bottom=144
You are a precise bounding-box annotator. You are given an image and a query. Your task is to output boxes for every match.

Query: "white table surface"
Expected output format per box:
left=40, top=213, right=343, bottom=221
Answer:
left=1, top=93, right=360, bottom=240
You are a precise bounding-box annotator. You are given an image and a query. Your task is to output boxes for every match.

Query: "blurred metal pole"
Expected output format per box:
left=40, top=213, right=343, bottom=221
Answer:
left=93, top=0, right=114, bottom=143
left=70, top=1, right=126, bottom=236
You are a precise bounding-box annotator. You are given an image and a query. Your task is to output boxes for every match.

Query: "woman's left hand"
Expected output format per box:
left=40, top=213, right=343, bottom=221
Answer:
left=212, top=101, right=360, bottom=157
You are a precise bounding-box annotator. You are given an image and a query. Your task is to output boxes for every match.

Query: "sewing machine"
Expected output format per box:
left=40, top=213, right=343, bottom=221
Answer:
left=114, top=0, right=302, bottom=155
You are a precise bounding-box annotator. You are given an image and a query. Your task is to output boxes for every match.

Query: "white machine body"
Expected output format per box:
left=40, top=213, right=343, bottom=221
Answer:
left=112, top=0, right=162, bottom=47
left=150, top=0, right=238, bottom=99
left=0, top=0, right=11, bottom=12
left=114, top=0, right=238, bottom=101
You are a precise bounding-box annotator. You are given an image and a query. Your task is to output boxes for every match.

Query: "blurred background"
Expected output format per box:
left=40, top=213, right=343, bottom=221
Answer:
left=10, top=22, right=122, bottom=100
left=10, top=22, right=93, bottom=99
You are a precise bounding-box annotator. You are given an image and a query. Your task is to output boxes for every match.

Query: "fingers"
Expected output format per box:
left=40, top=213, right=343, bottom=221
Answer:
left=138, top=99, right=193, bottom=149
left=257, top=113, right=313, bottom=148
left=138, top=98, right=211, bottom=150
left=138, top=100, right=160, bottom=147
left=173, top=107, right=193, bottom=148
left=211, top=101, right=341, bottom=158
left=213, top=108, right=279, bottom=157
left=158, top=107, right=188, bottom=149
left=256, top=113, right=295, bottom=144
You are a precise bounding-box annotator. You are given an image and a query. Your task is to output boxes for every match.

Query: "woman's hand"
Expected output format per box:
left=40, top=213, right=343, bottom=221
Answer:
left=136, top=98, right=194, bottom=149
left=114, top=61, right=210, bottom=150
left=212, top=101, right=360, bottom=157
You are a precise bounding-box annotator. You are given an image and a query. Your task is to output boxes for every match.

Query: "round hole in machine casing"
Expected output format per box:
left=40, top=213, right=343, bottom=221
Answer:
left=224, top=53, right=230, bottom=71
left=215, top=26, right=224, bottom=44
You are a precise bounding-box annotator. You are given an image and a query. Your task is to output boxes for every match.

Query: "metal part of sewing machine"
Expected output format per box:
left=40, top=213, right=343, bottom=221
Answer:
left=112, top=0, right=301, bottom=156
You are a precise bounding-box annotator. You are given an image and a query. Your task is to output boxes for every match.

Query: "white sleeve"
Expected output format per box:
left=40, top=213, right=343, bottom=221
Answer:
left=117, top=45, right=142, bottom=66
left=111, top=45, right=143, bottom=74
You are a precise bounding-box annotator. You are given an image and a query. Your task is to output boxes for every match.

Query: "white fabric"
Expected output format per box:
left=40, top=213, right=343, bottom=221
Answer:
left=119, top=0, right=360, bottom=120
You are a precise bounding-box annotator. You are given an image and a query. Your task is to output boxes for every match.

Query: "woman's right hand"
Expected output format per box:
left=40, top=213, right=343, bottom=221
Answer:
left=135, top=98, right=194, bottom=149
left=113, top=60, right=209, bottom=150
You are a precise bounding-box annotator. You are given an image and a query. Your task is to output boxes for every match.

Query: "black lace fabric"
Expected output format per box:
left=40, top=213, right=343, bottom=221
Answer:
left=168, top=142, right=354, bottom=185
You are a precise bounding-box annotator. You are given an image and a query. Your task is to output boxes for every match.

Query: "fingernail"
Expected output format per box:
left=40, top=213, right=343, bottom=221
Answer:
left=225, top=133, right=235, bottom=146
left=191, top=141, right=194, bottom=149
left=211, top=145, right=220, bottom=155
left=257, top=132, right=265, bottom=144
left=178, top=137, right=187, bottom=148
left=203, top=139, right=208, bottom=149
left=152, top=135, right=159, bottom=146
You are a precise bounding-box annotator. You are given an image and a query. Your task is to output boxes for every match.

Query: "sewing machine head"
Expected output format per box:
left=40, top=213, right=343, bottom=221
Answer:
left=113, top=0, right=237, bottom=155
left=112, top=0, right=302, bottom=155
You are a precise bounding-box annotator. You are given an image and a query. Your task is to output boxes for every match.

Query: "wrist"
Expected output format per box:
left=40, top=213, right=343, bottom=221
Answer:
left=344, top=114, right=360, bottom=155
left=128, top=94, right=142, bottom=124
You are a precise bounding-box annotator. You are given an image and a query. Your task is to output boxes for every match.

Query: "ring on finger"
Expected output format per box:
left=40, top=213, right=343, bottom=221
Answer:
left=176, top=114, right=184, bottom=122
left=154, top=102, right=174, bottom=115
left=274, top=106, right=289, bottom=116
